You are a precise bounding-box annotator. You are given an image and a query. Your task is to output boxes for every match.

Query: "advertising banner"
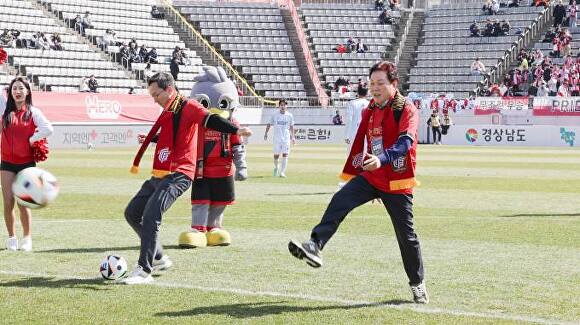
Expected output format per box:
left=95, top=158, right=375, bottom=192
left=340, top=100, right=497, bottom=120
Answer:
left=32, top=92, right=162, bottom=123
left=532, top=97, right=580, bottom=116
left=474, top=97, right=529, bottom=115
left=443, top=125, right=577, bottom=147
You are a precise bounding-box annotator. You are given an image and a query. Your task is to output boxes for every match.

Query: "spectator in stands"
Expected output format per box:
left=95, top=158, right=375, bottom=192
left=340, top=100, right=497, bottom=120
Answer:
left=335, top=43, right=347, bottom=54
left=88, top=75, right=98, bottom=93
left=534, top=0, right=548, bottom=7
left=508, top=0, right=519, bottom=7
left=379, top=9, right=393, bottom=24
left=491, top=0, right=500, bottom=14
left=470, top=21, right=481, bottom=36
left=139, top=45, right=149, bottom=63
left=119, top=43, right=129, bottom=66
left=554, top=0, right=567, bottom=27
left=346, top=37, right=356, bottom=52
left=170, top=57, right=179, bottom=81
left=543, top=27, right=557, bottom=43
left=50, top=33, right=63, bottom=51
left=74, top=14, right=84, bottom=35
left=483, top=0, right=492, bottom=14
left=499, top=81, right=509, bottom=96
left=569, top=1, right=577, bottom=27
left=146, top=47, right=158, bottom=64
left=536, top=80, right=550, bottom=96
left=558, top=79, right=570, bottom=96
left=82, top=11, right=94, bottom=30
left=471, top=57, right=487, bottom=75
left=355, top=39, right=367, bottom=53
left=388, top=0, right=400, bottom=10
left=36, top=33, right=50, bottom=51
left=332, top=110, right=343, bottom=125
left=100, top=29, right=118, bottom=51
left=79, top=76, right=90, bottom=92
left=0, top=29, right=14, bottom=47
left=128, top=38, right=138, bottom=50
left=172, top=46, right=184, bottom=64
left=500, top=20, right=511, bottom=35
left=9, top=29, right=20, bottom=48
left=483, top=19, right=494, bottom=36
left=375, top=0, right=385, bottom=11
left=335, top=76, right=348, bottom=89
left=548, top=75, right=558, bottom=95
left=128, top=42, right=141, bottom=65
left=151, top=5, right=165, bottom=19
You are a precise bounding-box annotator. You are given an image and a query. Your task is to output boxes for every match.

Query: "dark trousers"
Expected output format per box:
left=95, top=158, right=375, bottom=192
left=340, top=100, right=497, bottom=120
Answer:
left=125, top=172, right=192, bottom=273
left=311, top=176, right=424, bottom=285
left=432, top=126, right=442, bottom=143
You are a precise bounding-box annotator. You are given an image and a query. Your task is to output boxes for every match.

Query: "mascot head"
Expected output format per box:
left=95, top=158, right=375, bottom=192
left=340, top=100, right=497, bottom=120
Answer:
left=190, top=66, right=240, bottom=119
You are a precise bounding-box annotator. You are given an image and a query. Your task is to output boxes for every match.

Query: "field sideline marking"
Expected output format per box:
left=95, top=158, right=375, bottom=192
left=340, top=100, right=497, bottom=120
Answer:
left=0, top=270, right=575, bottom=325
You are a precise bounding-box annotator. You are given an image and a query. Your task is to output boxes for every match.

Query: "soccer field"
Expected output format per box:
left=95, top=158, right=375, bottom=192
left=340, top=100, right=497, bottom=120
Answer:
left=0, top=144, right=579, bottom=324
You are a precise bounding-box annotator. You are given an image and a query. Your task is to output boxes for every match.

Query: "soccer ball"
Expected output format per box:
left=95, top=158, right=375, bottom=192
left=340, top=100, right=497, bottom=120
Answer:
left=12, top=167, right=59, bottom=209
left=99, top=255, right=128, bottom=280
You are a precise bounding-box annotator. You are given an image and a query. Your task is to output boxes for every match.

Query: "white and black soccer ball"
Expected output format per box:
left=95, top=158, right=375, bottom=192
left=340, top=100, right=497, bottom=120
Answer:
left=99, top=255, right=128, bottom=280
left=12, top=167, right=59, bottom=209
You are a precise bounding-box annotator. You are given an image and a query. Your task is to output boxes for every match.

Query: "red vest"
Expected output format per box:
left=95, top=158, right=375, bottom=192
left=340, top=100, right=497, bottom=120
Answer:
left=361, top=102, right=418, bottom=194
left=1, top=108, right=36, bottom=164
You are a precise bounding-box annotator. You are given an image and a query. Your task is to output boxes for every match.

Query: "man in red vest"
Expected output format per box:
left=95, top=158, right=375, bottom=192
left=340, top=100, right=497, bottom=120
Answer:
left=123, top=72, right=252, bottom=285
left=288, top=61, right=428, bottom=304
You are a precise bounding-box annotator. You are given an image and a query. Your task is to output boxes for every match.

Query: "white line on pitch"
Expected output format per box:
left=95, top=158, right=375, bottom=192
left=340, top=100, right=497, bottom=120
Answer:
left=0, top=270, right=574, bottom=325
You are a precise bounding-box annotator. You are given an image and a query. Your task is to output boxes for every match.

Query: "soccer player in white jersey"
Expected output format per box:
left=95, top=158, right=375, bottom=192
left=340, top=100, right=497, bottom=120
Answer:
left=264, top=99, right=295, bottom=178
left=344, top=86, right=369, bottom=151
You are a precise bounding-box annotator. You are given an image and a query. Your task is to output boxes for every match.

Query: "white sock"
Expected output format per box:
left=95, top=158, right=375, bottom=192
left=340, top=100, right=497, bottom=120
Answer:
left=274, top=158, right=279, bottom=169
left=281, top=156, right=288, bottom=174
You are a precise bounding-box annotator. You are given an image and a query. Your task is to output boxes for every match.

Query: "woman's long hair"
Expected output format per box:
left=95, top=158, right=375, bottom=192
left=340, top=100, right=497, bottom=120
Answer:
left=3, top=77, right=32, bottom=128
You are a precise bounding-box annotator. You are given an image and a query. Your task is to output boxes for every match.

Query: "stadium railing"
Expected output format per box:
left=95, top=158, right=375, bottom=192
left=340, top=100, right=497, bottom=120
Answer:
left=282, top=0, right=330, bottom=106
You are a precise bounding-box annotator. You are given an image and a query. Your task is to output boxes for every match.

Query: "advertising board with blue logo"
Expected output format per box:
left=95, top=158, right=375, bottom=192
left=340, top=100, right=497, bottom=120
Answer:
left=444, top=125, right=577, bottom=147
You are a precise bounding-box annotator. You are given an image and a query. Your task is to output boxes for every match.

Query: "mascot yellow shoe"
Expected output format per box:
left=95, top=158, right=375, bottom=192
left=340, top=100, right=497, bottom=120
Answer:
left=178, top=230, right=207, bottom=248
left=206, top=228, right=231, bottom=246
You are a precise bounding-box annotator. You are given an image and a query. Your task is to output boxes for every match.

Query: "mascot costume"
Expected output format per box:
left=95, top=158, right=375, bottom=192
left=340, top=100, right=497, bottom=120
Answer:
left=178, top=66, right=248, bottom=248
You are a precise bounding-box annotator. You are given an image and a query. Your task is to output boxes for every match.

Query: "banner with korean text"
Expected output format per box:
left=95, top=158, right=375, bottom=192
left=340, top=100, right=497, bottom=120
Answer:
left=474, top=97, right=529, bottom=115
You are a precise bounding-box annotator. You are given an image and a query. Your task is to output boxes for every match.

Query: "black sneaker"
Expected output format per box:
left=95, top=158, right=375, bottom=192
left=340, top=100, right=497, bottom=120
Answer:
left=288, top=239, right=323, bottom=268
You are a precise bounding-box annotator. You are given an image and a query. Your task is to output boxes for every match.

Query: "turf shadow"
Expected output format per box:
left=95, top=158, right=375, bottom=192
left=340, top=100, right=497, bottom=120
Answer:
left=155, top=300, right=411, bottom=318
left=36, top=246, right=140, bottom=254
left=498, top=213, right=580, bottom=218
left=0, top=276, right=109, bottom=291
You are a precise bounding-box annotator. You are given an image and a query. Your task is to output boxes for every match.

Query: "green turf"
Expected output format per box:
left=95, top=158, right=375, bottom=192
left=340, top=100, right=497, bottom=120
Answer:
left=0, top=145, right=579, bottom=324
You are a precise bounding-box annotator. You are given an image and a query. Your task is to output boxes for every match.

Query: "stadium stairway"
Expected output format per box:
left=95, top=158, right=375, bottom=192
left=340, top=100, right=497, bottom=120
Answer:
left=280, top=8, right=318, bottom=97
left=395, top=10, right=425, bottom=95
